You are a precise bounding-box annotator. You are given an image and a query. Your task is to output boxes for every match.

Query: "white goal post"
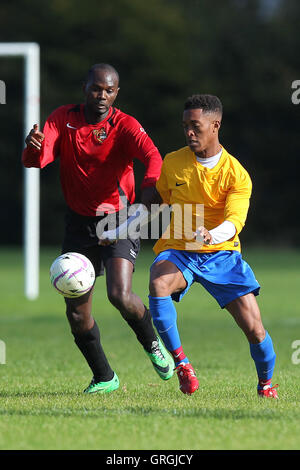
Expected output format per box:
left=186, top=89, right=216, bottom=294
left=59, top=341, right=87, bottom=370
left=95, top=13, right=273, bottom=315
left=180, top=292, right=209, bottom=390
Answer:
left=0, top=42, right=40, bottom=300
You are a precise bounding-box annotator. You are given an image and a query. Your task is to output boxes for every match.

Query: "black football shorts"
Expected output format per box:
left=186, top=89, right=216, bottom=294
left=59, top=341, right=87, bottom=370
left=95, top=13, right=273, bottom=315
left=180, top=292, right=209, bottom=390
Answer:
left=61, top=207, right=140, bottom=277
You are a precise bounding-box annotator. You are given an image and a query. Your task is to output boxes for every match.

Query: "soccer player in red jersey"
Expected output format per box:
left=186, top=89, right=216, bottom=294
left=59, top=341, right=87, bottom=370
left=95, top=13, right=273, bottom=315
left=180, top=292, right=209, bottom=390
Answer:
left=22, top=63, right=174, bottom=394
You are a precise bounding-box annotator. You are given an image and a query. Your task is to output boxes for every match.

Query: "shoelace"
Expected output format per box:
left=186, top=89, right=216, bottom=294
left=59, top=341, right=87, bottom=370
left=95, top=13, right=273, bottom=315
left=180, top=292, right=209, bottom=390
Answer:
left=261, top=383, right=278, bottom=390
left=151, top=341, right=165, bottom=360
left=176, top=364, right=196, bottom=377
left=259, top=384, right=279, bottom=396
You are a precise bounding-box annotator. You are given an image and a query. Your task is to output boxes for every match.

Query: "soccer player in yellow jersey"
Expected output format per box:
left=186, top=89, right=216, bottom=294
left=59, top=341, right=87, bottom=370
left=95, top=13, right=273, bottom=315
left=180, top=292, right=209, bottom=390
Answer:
left=148, top=94, right=278, bottom=398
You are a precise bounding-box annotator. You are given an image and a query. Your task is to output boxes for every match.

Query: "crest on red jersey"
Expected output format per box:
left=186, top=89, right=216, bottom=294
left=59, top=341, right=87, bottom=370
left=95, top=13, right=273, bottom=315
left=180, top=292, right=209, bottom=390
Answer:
left=93, top=128, right=107, bottom=143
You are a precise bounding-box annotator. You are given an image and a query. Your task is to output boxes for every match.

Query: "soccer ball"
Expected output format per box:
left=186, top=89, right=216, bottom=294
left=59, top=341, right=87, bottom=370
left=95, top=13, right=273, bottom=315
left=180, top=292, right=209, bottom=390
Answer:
left=50, top=252, right=95, bottom=298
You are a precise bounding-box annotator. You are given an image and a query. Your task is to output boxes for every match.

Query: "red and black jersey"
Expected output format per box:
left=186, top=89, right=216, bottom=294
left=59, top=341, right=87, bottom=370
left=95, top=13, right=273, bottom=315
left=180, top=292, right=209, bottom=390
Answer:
left=22, top=104, right=162, bottom=216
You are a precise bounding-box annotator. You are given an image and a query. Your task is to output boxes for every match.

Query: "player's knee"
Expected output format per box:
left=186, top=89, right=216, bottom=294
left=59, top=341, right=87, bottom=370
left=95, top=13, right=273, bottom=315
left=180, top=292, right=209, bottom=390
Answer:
left=149, top=276, right=170, bottom=297
left=107, top=288, right=131, bottom=311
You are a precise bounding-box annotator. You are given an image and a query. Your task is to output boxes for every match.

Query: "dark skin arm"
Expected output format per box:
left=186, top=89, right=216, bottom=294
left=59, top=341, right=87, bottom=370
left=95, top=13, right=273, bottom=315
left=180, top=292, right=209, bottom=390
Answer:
left=140, top=186, right=162, bottom=210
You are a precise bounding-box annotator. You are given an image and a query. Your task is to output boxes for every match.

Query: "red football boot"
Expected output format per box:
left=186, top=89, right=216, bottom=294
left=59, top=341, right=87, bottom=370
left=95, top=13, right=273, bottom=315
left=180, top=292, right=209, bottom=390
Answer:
left=257, top=384, right=279, bottom=399
left=176, top=363, right=199, bottom=395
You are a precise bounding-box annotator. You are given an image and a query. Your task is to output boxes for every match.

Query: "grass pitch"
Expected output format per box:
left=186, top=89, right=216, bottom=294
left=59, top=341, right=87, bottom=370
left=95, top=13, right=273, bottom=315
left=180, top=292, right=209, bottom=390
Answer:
left=0, top=246, right=300, bottom=450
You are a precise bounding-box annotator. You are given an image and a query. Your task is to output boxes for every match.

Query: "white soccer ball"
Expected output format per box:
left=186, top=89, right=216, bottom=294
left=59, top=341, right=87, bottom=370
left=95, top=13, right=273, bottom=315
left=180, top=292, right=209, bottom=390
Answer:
left=50, top=252, right=95, bottom=298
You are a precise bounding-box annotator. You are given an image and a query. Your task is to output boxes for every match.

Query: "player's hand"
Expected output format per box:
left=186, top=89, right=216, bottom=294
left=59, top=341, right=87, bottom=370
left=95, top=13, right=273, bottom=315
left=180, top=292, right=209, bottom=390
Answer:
left=25, top=124, right=45, bottom=150
left=98, top=238, right=117, bottom=246
left=194, top=226, right=213, bottom=245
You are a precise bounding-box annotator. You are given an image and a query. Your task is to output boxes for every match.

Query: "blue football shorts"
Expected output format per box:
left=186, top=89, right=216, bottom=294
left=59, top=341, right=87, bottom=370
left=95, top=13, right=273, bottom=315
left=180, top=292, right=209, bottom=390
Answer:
left=151, top=249, right=260, bottom=308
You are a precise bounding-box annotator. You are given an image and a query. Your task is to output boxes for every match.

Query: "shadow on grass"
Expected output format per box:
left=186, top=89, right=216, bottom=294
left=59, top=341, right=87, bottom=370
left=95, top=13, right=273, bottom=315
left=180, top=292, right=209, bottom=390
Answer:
left=0, top=390, right=80, bottom=398
left=0, top=398, right=295, bottom=421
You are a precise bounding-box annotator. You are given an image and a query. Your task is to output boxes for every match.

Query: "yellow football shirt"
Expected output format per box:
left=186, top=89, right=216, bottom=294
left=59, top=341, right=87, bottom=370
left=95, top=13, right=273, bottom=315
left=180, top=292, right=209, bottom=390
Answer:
left=153, top=146, right=252, bottom=254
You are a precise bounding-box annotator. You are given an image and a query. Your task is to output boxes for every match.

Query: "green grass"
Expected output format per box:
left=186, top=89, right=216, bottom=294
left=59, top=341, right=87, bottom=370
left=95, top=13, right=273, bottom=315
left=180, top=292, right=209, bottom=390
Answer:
left=0, top=246, right=300, bottom=450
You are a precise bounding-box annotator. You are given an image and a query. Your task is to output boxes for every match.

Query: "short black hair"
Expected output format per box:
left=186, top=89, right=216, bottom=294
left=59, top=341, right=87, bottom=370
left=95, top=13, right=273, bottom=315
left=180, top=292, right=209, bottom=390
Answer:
left=86, top=63, right=119, bottom=84
left=184, top=94, right=222, bottom=116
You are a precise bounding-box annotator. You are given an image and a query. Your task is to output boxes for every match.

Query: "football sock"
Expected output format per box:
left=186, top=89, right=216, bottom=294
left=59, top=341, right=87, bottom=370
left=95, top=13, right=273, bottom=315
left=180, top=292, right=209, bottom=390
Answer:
left=73, top=320, right=114, bottom=383
left=249, top=331, right=276, bottom=389
left=258, top=378, right=272, bottom=389
left=125, top=307, right=157, bottom=353
left=148, top=295, right=182, bottom=352
left=170, top=346, right=189, bottom=368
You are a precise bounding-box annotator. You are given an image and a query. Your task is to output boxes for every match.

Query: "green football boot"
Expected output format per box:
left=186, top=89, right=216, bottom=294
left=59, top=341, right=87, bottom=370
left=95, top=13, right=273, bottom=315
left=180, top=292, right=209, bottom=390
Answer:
left=84, top=372, right=119, bottom=394
left=145, top=337, right=175, bottom=380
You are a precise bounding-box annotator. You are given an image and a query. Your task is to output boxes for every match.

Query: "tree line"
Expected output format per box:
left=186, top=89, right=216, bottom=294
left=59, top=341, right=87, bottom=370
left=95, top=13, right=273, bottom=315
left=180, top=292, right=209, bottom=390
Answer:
left=0, top=0, right=299, bottom=246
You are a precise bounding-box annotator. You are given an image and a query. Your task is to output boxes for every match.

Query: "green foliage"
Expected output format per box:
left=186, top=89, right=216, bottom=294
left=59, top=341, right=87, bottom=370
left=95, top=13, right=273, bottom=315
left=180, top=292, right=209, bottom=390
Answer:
left=0, top=0, right=299, bottom=245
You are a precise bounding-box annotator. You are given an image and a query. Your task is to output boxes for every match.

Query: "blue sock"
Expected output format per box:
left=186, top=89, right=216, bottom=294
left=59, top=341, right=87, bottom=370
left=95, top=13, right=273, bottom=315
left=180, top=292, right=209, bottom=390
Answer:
left=148, top=295, right=182, bottom=353
left=250, top=331, right=276, bottom=389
